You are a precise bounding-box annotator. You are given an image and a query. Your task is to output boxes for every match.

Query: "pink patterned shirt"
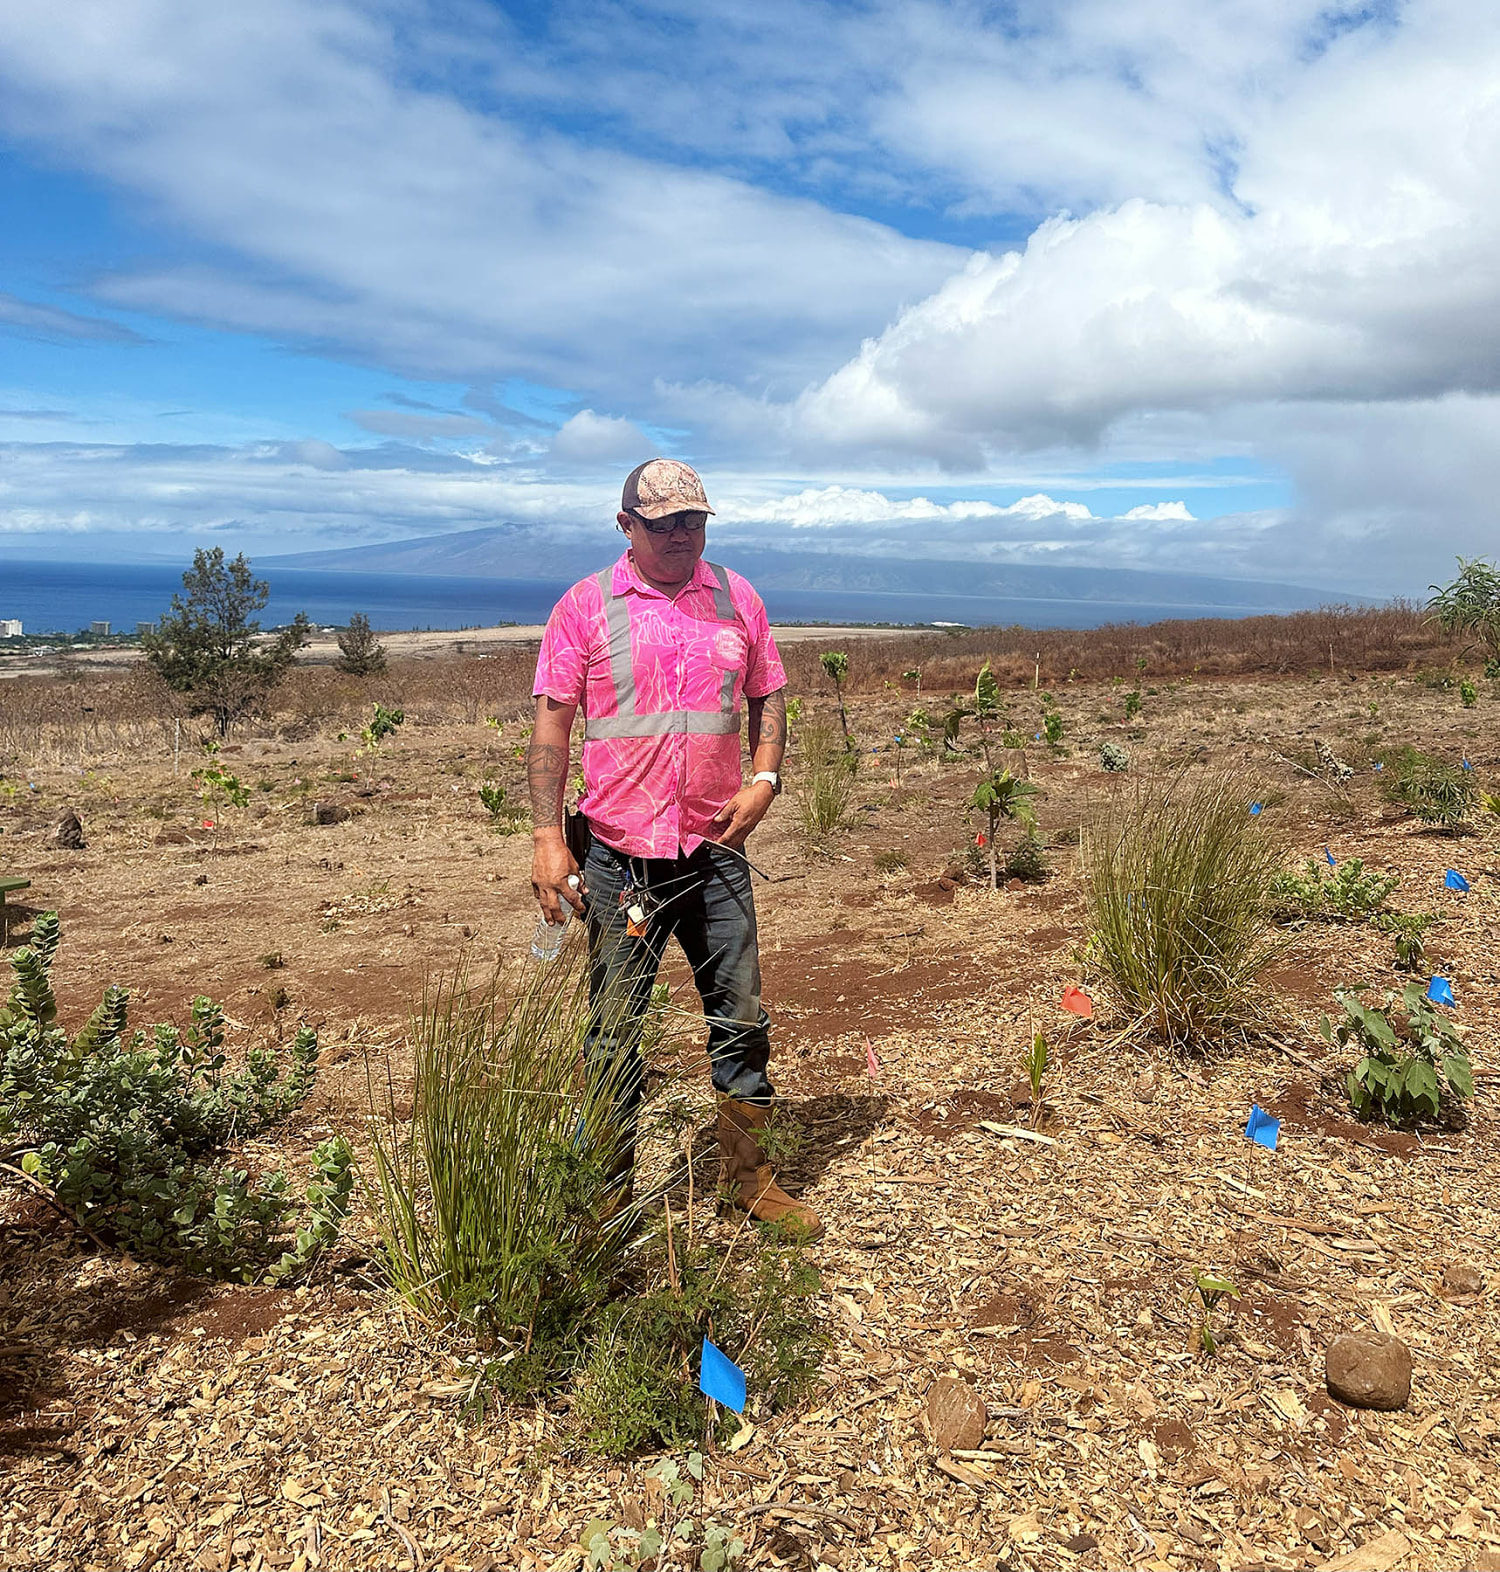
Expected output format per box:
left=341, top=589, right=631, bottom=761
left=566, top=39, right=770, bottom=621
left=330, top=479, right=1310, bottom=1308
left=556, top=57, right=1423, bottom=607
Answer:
left=533, top=552, right=786, bottom=858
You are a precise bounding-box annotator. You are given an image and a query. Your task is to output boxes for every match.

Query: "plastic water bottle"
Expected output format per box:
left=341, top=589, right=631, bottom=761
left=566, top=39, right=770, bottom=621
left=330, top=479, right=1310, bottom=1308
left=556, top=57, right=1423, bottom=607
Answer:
left=530, top=876, right=580, bottom=961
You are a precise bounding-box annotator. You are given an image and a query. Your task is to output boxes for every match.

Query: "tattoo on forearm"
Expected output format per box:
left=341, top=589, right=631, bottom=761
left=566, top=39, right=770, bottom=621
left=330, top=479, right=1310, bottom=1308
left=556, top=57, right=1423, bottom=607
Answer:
left=527, top=739, right=569, bottom=828
left=757, top=690, right=787, bottom=745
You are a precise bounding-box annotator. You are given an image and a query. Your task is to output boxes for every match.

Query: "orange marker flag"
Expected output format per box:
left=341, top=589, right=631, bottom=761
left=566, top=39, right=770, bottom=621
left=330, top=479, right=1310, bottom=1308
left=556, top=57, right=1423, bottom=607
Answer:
left=1061, top=986, right=1093, bottom=1018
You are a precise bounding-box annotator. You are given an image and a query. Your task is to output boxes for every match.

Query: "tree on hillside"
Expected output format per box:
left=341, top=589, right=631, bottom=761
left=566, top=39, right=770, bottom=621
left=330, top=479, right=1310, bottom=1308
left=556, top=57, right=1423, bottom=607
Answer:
left=1429, top=557, right=1500, bottom=670
left=141, top=549, right=310, bottom=736
left=336, top=612, right=388, bottom=676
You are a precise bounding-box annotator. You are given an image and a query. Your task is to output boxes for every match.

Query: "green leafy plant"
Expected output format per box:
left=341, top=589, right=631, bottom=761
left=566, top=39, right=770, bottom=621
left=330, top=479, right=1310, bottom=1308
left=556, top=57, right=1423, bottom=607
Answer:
left=969, top=768, right=1039, bottom=889
left=1372, top=911, right=1438, bottom=972
left=2, top=916, right=347, bottom=1280
left=1123, top=689, right=1142, bottom=720
left=1323, top=982, right=1472, bottom=1125
left=571, top=1237, right=823, bottom=1457
left=818, top=650, right=852, bottom=751
left=1083, top=775, right=1287, bottom=1050
left=1269, top=857, right=1399, bottom=921
left=1005, top=833, right=1048, bottom=884
left=360, top=702, right=405, bottom=750
left=901, top=666, right=922, bottom=696
left=1042, top=709, right=1064, bottom=746
left=1428, top=556, right=1500, bottom=666
left=190, top=762, right=250, bottom=817
left=1189, top=1270, right=1238, bottom=1356
left=1100, top=741, right=1129, bottom=773
left=784, top=696, right=803, bottom=725
left=1460, top=679, right=1478, bottom=707
left=1385, top=748, right=1478, bottom=829
left=479, top=781, right=528, bottom=833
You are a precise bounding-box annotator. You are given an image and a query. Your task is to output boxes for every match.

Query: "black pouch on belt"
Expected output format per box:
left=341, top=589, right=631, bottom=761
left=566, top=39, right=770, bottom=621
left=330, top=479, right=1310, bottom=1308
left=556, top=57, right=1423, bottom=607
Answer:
left=564, top=807, right=592, bottom=869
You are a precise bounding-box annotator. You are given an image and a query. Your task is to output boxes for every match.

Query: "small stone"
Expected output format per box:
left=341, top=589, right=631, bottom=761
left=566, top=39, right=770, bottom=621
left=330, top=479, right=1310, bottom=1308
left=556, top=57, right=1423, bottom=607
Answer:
left=1443, top=1262, right=1485, bottom=1296
left=1135, top=1066, right=1158, bottom=1101
left=926, top=1376, right=987, bottom=1451
left=1326, top=1330, right=1411, bottom=1411
left=309, top=802, right=351, bottom=825
left=52, top=807, right=85, bottom=849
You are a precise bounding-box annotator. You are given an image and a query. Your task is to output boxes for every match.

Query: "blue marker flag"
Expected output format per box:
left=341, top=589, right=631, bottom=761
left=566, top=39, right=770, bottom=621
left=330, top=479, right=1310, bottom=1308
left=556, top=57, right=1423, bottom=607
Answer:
left=1427, top=976, right=1456, bottom=1007
left=1249, top=802, right=1262, bottom=816
left=700, top=1337, right=747, bottom=1413
left=1445, top=869, right=1471, bottom=892
left=1244, top=1104, right=1281, bottom=1151
left=1462, top=758, right=1473, bottom=772
left=1373, top=761, right=1384, bottom=772
left=1325, top=847, right=1337, bottom=867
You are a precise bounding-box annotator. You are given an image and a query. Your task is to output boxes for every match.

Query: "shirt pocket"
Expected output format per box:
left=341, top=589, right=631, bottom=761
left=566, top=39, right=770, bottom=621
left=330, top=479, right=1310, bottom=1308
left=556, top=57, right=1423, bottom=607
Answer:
left=708, top=623, right=748, bottom=673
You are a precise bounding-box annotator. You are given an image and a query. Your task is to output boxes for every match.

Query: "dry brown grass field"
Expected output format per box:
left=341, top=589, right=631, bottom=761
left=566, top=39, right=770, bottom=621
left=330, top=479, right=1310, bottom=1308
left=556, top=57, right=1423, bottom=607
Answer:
left=1, top=608, right=1498, bottom=1572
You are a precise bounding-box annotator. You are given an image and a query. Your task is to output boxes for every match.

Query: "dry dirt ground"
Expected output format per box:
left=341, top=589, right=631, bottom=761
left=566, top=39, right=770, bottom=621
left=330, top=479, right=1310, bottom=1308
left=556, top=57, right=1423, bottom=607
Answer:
left=1, top=666, right=1498, bottom=1572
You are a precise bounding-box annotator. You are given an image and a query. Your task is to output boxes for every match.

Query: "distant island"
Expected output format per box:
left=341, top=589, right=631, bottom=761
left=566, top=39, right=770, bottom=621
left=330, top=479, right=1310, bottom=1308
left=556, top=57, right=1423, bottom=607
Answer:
left=266, top=524, right=1360, bottom=616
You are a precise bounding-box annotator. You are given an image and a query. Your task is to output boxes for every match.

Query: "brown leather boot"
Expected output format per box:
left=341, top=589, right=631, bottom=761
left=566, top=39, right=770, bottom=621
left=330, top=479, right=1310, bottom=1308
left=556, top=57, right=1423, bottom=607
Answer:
left=716, top=1098, right=824, bottom=1242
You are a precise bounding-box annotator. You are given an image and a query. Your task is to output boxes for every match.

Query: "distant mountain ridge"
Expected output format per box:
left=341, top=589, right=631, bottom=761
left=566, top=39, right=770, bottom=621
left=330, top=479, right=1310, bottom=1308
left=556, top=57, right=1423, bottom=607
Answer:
left=265, top=525, right=1358, bottom=613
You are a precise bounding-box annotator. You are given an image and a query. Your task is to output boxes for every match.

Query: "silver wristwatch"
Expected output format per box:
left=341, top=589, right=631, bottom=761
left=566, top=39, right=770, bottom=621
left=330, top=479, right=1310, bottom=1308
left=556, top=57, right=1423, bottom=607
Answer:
left=751, top=771, right=782, bottom=796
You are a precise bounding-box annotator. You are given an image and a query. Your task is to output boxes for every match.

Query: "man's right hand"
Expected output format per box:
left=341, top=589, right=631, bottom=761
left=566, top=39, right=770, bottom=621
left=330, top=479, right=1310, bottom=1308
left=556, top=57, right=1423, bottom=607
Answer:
left=532, top=833, right=586, bottom=924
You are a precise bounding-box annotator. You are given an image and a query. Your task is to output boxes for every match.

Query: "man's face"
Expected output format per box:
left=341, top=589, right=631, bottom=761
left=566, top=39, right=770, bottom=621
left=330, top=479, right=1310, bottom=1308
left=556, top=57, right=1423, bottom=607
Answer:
left=617, top=508, right=708, bottom=583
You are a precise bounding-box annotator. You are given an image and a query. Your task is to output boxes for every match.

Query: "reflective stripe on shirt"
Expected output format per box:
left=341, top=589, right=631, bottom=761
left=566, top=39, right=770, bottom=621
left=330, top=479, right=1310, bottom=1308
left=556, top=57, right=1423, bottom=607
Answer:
left=583, top=561, right=743, bottom=742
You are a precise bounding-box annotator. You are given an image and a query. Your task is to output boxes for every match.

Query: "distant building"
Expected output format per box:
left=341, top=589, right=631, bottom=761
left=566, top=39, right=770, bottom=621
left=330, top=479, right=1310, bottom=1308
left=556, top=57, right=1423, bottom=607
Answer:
left=90, top=620, right=111, bottom=636
left=136, top=620, right=155, bottom=635
left=0, top=619, right=21, bottom=638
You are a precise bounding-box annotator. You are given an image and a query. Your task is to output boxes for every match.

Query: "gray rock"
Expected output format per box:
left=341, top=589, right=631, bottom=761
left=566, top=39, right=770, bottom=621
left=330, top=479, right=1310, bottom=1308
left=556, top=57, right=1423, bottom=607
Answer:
left=927, top=1376, right=987, bottom=1451
left=1326, top=1330, right=1411, bottom=1410
left=52, top=808, right=85, bottom=849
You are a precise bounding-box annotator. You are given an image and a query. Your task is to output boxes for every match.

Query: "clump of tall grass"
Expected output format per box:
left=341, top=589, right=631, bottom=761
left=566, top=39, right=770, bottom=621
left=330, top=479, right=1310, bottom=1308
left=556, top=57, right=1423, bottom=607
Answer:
left=1083, top=774, right=1287, bottom=1051
left=795, top=720, right=858, bottom=843
left=365, top=952, right=656, bottom=1392
left=363, top=953, right=826, bottom=1447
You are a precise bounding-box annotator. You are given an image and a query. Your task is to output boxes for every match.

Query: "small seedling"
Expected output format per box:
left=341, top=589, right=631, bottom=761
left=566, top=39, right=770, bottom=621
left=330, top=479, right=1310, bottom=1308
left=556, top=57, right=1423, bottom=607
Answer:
left=819, top=650, right=852, bottom=750
left=1123, top=689, right=1142, bottom=719
left=360, top=703, right=404, bottom=750
left=1460, top=679, right=1478, bottom=707
left=1372, top=911, right=1437, bottom=972
left=1189, top=1269, right=1238, bottom=1356
left=1100, top=741, right=1129, bottom=773
left=1042, top=709, right=1064, bottom=746
left=1270, top=857, right=1397, bottom=921
left=1324, top=981, right=1472, bottom=1124
left=1022, top=1031, right=1047, bottom=1128
left=1383, top=748, right=1478, bottom=829
left=479, top=782, right=527, bottom=834
left=969, top=769, right=1040, bottom=888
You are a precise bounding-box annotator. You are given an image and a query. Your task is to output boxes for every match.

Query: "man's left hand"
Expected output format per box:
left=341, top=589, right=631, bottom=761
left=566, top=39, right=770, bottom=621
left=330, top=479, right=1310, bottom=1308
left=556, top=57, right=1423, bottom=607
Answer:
left=712, top=781, right=775, bottom=849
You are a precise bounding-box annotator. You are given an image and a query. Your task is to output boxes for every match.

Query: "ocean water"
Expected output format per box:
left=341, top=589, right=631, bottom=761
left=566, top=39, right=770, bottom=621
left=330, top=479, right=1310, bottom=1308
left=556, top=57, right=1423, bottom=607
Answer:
left=0, top=556, right=1311, bottom=634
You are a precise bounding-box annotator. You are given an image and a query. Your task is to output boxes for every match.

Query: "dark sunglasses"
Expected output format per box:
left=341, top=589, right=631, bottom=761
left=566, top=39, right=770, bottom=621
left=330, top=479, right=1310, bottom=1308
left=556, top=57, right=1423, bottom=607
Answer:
left=628, top=509, right=708, bottom=535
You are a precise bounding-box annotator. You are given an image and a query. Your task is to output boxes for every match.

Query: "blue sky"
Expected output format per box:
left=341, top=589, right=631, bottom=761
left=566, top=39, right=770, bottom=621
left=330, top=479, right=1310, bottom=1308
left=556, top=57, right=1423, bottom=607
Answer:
left=2, top=0, right=1498, bottom=594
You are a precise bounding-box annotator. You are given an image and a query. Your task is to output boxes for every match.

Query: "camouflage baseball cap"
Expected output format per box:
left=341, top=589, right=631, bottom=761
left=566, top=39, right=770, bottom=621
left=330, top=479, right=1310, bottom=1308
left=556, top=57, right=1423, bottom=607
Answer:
left=621, top=458, right=715, bottom=520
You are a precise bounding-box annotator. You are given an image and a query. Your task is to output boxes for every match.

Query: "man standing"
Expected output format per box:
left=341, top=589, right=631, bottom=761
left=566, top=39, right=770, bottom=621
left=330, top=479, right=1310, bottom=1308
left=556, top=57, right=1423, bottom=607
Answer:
left=528, top=458, right=822, bottom=1240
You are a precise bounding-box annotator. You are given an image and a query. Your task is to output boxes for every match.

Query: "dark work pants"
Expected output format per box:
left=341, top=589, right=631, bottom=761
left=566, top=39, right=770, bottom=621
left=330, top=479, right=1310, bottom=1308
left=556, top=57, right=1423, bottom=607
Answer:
left=583, top=838, right=775, bottom=1146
